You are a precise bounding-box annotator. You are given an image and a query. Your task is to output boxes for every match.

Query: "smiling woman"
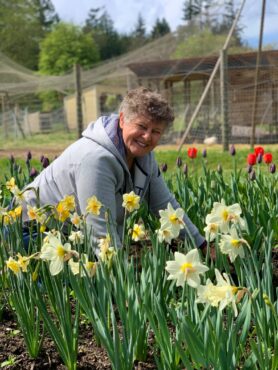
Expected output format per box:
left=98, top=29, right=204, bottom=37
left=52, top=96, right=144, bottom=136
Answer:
left=21, top=87, right=206, bottom=253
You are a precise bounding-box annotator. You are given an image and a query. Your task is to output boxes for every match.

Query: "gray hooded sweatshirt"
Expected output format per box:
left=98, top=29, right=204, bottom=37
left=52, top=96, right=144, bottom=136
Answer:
left=23, top=115, right=205, bottom=252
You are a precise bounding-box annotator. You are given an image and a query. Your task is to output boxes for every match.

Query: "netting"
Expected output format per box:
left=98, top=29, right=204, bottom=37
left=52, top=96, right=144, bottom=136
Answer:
left=0, top=1, right=277, bottom=145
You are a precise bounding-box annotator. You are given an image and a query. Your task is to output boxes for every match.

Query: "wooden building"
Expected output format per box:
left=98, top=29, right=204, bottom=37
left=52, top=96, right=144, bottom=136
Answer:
left=127, top=50, right=278, bottom=142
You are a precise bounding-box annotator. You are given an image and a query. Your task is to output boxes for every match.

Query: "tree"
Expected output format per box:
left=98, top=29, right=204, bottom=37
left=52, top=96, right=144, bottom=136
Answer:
left=182, top=0, right=203, bottom=22
left=174, top=27, right=250, bottom=58
left=32, top=0, right=59, bottom=32
left=151, top=18, right=171, bottom=39
left=213, top=0, right=243, bottom=45
left=0, top=0, right=44, bottom=69
left=83, top=8, right=127, bottom=60
left=39, top=22, right=100, bottom=75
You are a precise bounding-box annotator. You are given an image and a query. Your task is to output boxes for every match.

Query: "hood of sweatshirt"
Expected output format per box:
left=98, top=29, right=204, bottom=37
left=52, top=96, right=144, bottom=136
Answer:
left=82, top=115, right=153, bottom=178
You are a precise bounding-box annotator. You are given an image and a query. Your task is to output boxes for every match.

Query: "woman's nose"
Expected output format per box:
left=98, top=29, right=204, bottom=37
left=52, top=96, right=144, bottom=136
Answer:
left=142, top=130, right=152, bottom=141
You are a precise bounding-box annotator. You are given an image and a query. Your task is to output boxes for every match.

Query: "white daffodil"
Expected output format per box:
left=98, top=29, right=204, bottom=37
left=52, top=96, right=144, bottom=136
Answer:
left=203, top=222, right=219, bottom=242
left=219, top=226, right=249, bottom=262
left=159, top=203, right=185, bottom=235
left=165, top=249, right=209, bottom=288
left=131, top=223, right=145, bottom=241
left=12, top=186, right=25, bottom=204
left=40, top=233, right=73, bottom=275
left=98, top=235, right=116, bottom=264
left=69, top=230, right=84, bottom=244
left=206, top=199, right=246, bottom=233
left=70, top=212, right=83, bottom=229
left=196, top=269, right=239, bottom=316
left=122, top=191, right=140, bottom=213
left=69, top=254, right=96, bottom=277
left=157, top=224, right=176, bottom=244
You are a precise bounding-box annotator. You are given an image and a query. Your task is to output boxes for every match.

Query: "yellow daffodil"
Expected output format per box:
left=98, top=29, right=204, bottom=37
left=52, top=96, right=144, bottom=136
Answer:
left=122, top=191, right=140, bottom=212
left=159, top=203, right=185, bottom=235
left=40, top=233, right=73, bottom=275
left=27, top=205, right=39, bottom=220
left=219, top=226, right=249, bottom=262
left=196, top=269, right=242, bottom=316
left=16, top=253, right=30, bottom=272
left=131, top=223, right=145, bottom=241
left=6, top=177, right=16, bottom=192
left=86, top=195, right=102, bottom=215
left=62, top=195, right=76, bottom=212
left=6, top=257, right=21, bottom=275
left=56, top=201, right=70, bottom=222
left=165, top=249, right=209, bottom=288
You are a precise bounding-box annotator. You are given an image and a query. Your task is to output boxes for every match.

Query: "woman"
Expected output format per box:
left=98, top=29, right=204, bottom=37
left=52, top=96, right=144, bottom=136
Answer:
left=22, top=87, right=206, bottom=252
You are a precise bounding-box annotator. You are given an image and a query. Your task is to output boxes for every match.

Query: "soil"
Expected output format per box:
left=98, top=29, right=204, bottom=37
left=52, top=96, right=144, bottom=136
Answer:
left=0, top=308, right=157, bottom=369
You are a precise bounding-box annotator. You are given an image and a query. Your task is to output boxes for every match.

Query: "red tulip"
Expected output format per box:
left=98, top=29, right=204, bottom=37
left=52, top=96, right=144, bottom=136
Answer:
left=263, top=152, right=272, bottom=164
left=247, top=153, right=256, bottom=166
left=188, top=147, right=197, bottom=159
left=254, top=146, right=264, bottom=157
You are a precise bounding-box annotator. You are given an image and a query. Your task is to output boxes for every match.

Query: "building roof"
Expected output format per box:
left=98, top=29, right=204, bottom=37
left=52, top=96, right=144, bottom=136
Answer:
left=127, top=50, right=278, bottom=80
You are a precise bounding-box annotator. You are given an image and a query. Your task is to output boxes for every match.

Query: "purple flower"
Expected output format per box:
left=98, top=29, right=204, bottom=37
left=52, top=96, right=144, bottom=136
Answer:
left=40, top=155, right=45, bottom=163
left=183, top=164, right=188, bottom=175
left=202, top=149, right=207, bottom=158
left=10, top=154, right=15, bottom=163
left=29, top=167, right=38, bottom=178
left=247, top=164, right=253, bottom=174
left=161, top=163, right=168, bottom=173
left=249, top=170, right=256, bottom=181
left=42, top=157, right=50, bottom=168
left=230, top=144, right=236, bottom=156
left=257, top=153, right=263, bottom=164
left=269, top=163, right=276, bottom=174
left=27, top=151, right=32, bottom=161
left=176, top=156, right=182, bottom=168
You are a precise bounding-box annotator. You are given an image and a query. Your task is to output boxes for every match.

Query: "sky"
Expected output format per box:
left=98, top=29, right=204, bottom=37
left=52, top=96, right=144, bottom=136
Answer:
left=51, top=0, right=278, bottom=47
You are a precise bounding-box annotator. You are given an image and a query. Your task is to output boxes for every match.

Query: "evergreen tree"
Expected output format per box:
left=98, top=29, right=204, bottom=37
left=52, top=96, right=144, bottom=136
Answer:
left=32, top=0, right=59, bottom=32
left=130, top=13, right=147, bottom=48
left=182, top=0, right=204, bottom=22
left=212, top=0, right=243, bottom=45
left=83, top=7, right=127, bottom=60
left=151, top=18, right=171, bottom=39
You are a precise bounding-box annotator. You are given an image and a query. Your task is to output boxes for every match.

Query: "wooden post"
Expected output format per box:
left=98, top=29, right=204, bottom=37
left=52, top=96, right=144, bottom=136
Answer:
left=1, top=93, right=9, bottom=139
left=74, top=64, right=83, bottom=138
left=272, top=81, right=278, bottom=135
left=220, top=49, right=229, bottom=151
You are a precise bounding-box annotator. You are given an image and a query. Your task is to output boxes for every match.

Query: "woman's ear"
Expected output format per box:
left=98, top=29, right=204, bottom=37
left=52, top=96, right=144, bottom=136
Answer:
left=119, top=112, right=124, bottom=129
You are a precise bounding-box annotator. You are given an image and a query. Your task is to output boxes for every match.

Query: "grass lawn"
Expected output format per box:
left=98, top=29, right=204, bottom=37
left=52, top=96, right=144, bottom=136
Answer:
left=0, top=131, right=277, bottom=181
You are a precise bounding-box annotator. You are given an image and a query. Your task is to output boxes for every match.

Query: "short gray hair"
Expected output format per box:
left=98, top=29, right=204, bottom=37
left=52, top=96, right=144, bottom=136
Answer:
left=119, top=87, right=175, bottom=125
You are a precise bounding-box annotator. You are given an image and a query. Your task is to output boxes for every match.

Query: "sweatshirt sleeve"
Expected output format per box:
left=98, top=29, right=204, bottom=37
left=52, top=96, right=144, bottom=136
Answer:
left=75, top=148, right=124, bottom=253
left=148, top=159, right=205, bottom=248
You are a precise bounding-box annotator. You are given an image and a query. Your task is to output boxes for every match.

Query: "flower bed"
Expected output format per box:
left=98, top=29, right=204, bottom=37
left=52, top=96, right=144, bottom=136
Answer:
left=0, top=147, right=277, bottom=369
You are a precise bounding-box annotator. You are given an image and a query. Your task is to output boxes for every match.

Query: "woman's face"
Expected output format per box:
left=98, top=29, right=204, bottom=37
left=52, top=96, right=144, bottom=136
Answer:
left=119, top=112, right=166, bottom=161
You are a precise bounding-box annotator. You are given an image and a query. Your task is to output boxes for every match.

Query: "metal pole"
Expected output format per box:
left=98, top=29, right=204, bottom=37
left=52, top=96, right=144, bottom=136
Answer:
left=220, top=49, right=229, bottom=151
left=250, top=0, right=266, bottom=148
left=178, top=0, right=246, bottom=152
